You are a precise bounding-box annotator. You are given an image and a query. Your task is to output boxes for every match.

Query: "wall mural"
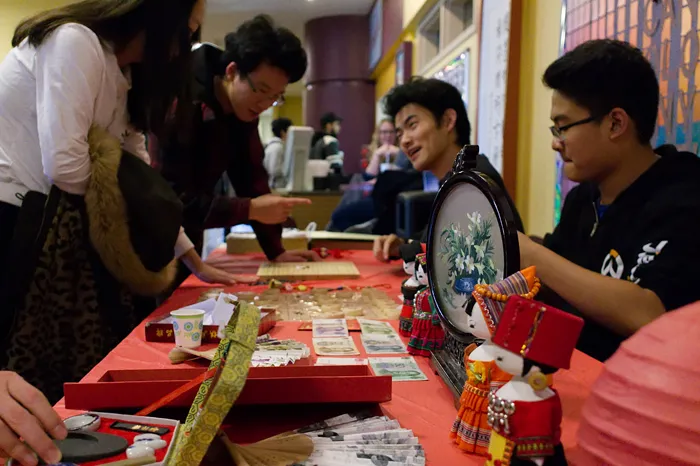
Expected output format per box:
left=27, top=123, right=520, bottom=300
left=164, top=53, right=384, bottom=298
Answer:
left=433, top=50, right=470, bottom=111
left=555, top=0, right=700, bottom=225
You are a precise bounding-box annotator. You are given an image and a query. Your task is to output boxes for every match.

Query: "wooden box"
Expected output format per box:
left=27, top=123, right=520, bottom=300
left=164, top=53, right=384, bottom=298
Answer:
left=63, top=366, right=392, bottom=411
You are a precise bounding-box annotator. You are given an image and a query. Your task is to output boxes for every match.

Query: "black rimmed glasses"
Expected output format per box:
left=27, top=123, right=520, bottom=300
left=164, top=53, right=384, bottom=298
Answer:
left=549, top=115, right=598, bottom=140
left=244, top=75, right=286, bottom=106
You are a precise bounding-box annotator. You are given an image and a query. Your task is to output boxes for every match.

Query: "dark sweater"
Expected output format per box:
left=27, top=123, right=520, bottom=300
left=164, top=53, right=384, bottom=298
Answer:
left=156, top=44, right=284, bottom=260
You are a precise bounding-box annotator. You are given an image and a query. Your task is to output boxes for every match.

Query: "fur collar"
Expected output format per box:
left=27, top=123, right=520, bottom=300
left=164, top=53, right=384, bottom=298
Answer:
left=85, top=126, right=177, bottom=296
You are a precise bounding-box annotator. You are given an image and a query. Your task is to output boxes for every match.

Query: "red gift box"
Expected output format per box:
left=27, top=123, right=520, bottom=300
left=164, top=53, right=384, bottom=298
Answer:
left=144, top=309, right=277, bottom=343
left=64, top=365, right=392, bottom=411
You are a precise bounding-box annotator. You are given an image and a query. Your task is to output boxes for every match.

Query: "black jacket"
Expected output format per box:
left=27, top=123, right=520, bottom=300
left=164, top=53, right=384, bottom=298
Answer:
left=543, top=145, right=700, bottom=361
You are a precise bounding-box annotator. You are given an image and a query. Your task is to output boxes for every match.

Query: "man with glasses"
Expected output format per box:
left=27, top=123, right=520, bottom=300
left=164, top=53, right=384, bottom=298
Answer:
left=156, top=15, right=320, bottom=289
left=517, top=39, right=700, bottom=361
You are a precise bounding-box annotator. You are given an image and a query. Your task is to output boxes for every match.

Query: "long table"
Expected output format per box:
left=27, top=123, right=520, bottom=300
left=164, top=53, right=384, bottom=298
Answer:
left=55, top=250, right=603, bottom=465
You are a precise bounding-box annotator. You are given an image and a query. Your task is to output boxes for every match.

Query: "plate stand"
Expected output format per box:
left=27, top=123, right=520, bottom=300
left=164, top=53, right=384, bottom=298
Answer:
left=429, top=333, right=476, bottom=408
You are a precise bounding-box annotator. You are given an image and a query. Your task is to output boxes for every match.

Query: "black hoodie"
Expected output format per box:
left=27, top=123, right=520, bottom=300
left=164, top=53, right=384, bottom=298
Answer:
left=543, top=145, right=700, bottom=361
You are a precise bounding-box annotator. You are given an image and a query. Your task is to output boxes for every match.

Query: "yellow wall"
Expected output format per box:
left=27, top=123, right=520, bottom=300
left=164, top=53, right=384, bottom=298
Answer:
left=375, top=60, right=397, bottom=107
left=403, top=0, right=425, bottom=29
left=275, top=96, right=304, bottom=126
left=515, top=0, right=562, bottom=237
left=0, top=0, right=73, bottom=58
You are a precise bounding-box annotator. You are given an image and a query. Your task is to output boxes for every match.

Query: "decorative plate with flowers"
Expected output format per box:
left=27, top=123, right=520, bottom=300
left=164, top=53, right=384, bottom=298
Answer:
left=429, top=183, right=506, bottom=332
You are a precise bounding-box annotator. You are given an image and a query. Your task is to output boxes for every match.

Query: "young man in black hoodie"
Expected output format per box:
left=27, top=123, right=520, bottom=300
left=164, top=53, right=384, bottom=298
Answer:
left=519, top=39, right=700, bottom=361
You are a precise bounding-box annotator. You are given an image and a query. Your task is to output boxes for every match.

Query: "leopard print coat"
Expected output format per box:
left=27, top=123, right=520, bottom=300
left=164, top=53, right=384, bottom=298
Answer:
left=2, top=127, right=178, bottom=404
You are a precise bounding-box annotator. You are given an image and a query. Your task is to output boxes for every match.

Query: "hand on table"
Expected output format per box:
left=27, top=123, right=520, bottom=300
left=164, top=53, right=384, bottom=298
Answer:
left=250, top=194, right=311, bottom=225
left=193, top=262, right=238, bottom=285
left=275, top=250, right=322, bottom=262
left=373, top=234, right=404, bottom=262
left=0, top=371, right=66, bottom=465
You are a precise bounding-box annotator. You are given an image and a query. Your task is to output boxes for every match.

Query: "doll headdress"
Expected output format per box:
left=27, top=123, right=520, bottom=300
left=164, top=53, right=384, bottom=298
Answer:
left=493, top=295, right=583, bottom=370
left=472, top=266, right=540, bottom=334
left=416, top=253, right=427, bottom=266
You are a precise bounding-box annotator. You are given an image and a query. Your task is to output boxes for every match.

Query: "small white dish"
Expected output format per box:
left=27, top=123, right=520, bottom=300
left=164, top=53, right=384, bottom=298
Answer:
left=134, top=438, right=167, bottom=450
left=126, top=444, right=155, bottom=459
left=63, top=414, right=101, bottom=432
left=133, top=433, right=162, bottom=442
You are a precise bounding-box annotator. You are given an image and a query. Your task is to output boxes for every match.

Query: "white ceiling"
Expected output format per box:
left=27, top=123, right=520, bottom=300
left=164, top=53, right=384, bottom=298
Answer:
left=202, top=0, right=376, bottom=96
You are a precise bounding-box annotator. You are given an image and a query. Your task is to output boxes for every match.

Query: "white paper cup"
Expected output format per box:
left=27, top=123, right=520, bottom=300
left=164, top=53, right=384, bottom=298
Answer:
left=170, top=309, right=205, bottom=348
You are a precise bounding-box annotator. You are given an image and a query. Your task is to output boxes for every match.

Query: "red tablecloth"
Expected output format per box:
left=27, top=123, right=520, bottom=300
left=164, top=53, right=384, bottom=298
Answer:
left=54, top=250, right=603, bottom=465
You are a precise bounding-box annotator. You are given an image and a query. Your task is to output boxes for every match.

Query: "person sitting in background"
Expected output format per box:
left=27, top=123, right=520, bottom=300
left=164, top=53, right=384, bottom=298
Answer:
left=264, top=117, right=292, bottom=189
left=518, top=39, right=700, bottom=361
left=310, top=111, right=342, bottom=161
left=364, top=118, right=411, bottom=179
left=372, top=78, right=523, bottom=261
left=327, top=118, right=416, bottom=232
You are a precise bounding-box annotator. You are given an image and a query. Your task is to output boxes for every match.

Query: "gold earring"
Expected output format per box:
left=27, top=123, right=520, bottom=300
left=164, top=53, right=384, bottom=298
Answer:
left=527, top=371, right=548, bottom=391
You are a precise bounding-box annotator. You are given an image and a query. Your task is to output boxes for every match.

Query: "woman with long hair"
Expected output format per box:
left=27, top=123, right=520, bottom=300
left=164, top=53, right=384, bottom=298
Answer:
left=364, top=118, right=409, bottom=178
left=0, top=0, right=206, bottom=411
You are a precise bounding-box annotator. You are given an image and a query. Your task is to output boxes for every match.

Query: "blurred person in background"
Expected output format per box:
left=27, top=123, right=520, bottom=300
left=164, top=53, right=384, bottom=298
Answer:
left=364, top=118, right=411, bottom=178
left=328, top=118, right=414, bottom=232
left=264, top=117, right=293, bottom=189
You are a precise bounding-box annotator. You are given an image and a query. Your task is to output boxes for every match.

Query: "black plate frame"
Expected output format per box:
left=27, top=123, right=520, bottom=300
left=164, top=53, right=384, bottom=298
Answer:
left=426, top=145, right=520, bottom=343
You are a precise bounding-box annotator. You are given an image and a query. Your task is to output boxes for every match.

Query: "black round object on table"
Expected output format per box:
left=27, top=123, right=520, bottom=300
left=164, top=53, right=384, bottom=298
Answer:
left=55, top=431, right=128, bottom=463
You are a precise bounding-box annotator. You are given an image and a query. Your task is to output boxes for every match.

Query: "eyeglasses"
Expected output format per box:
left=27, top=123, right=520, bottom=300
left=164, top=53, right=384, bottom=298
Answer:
left=244, top=75, right=285, bottom=107
left=549, top=116, right=597, bottom=140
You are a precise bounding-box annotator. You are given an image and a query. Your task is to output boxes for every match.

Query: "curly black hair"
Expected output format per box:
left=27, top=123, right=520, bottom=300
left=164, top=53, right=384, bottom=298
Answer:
left=383, top=77, right=471, bottom=146
left=543, top=39, right=659, bottom=144
left=220, top=14, right=307, bottom=83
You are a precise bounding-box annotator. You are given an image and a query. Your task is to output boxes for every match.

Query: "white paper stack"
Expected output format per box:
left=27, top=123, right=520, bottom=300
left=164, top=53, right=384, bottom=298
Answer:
left=291, top=412, right=426, bottom=465
left=252, top=336, right=311, bottom=367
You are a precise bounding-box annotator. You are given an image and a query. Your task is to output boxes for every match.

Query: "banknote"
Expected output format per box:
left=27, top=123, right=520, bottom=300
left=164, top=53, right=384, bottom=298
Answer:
left=295, top=412, right=379, bottom=434
left=306, top=450, right=427, bottom=465
left=357, top=318, right=398, bottom=336
left=313, top=337, right=360, bottom=356
left=369, top=357, right=428, bottom=381
left=305, top=420, right=402, bottom=438
left=361, top=334, right=408, bottom=354
left=313, top=318, right=349, bottom=338
left=291, top=412, right=425, bottom=466
left=310, top=429, right=415, bottom=443
left=316, top=357, right=368, bottom=366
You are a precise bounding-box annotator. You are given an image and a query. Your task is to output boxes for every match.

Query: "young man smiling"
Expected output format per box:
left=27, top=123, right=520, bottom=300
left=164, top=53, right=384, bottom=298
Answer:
left=520, top=39, right=700, bottom=361
left=157, top=15, right=320, bottom=287
left=372, top=78, right=522, bottom=261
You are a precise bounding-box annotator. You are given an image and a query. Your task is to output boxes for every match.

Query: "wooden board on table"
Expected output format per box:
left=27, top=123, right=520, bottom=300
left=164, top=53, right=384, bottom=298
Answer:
left=257, top=261, right=360, bottom=280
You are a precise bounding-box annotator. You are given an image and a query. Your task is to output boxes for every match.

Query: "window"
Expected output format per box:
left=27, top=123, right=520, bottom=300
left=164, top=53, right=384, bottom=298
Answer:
left=443, top=0, right=474, bottom=45
left=418, top=6, right=441, bottom=70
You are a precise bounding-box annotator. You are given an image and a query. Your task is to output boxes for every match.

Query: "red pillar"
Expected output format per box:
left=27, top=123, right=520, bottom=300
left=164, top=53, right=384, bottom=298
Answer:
left=304, top=15, right=376, bottom=174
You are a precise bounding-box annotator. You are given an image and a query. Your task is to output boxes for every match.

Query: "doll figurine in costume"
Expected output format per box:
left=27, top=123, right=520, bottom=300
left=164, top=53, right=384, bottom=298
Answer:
left=485, top=295, right=584, bottom=466
left=398, top=242, right=425, bottom=336
left=408, top=253, right=445, bottom=356
left=450, top=266, right=540, bottom=455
